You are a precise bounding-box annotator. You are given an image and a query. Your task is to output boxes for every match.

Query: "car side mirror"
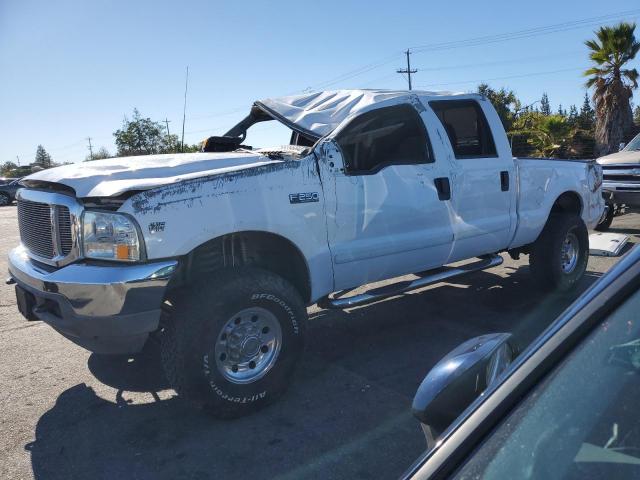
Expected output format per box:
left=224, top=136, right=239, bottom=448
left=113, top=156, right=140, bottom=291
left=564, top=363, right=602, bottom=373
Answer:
left=202, top=135, right=247, bottom=153
left=619, top=142, right=626, bottom=152
left=412, top=333, right=516, bottom=450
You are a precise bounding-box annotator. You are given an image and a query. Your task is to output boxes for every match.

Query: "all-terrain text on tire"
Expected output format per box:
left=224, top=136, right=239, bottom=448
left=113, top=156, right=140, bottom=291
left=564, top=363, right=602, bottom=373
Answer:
left=160, top=268, right=307, bottom=418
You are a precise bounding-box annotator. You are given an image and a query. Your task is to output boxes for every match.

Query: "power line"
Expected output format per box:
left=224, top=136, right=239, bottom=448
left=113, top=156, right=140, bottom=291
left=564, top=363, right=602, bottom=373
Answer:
left=303, top=9, right=640, bottom=94
left=410, top=9, right=640, bottom=53
left=397, top=49, right=418, bottom=90
left=414, top=51, right=583, bottom=72
left=299, top=52, right=401, bottom=92
left=415, top=66, right=583, bottom=89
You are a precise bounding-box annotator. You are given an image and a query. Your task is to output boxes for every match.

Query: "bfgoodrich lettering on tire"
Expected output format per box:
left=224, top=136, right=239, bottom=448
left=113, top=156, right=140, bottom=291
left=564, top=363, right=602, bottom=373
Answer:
left=530, top=213, right=589, bottom=292
left=160, top=267, right=307, bottom=417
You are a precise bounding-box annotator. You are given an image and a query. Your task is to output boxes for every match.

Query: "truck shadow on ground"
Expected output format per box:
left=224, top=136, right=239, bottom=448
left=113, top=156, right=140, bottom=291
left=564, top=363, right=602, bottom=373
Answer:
left=27, top=264, right=603, bottom=480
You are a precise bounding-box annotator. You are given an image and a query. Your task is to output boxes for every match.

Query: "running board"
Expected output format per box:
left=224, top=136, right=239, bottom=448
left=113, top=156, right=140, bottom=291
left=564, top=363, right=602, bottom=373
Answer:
left=318, top=254, right=504, bottom=310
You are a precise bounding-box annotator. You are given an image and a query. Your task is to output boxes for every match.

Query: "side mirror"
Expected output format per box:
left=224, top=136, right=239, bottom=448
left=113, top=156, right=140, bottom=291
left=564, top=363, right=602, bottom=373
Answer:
left=412, top=333, right=516, bottom=450
left=202, top=135, right=247, bottom=153
left=619, top=142, right=626, bottom=152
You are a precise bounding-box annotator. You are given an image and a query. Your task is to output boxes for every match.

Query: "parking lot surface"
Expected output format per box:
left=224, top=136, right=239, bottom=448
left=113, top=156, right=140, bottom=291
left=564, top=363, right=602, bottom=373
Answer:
left=0, top=205, right=638, bottom=480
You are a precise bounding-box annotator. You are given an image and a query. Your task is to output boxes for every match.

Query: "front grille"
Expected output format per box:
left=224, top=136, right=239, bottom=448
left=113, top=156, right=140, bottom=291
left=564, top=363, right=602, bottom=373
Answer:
left=17, top=199, right=74, bottom=260
left=603, top=174, right=640, bottom=182
left=57, top=206, right=73, bottom=255
left=18, top=200, right=54, bottom=258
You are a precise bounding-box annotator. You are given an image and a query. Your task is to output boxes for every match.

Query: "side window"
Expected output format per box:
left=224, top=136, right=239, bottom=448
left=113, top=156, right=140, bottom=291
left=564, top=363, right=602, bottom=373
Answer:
left=430, top=100, right=497, bottom=159
left=336, top=104, right=433, bottom=175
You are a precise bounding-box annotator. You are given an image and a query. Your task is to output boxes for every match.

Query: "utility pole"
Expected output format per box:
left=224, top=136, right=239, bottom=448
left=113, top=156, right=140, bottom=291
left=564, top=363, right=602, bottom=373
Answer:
left=86, top=137, right=94, bottom=161
left=181, top=66, right=189, bottom=153
left=397, top=49, right=417, bottom=90
left=16, top=155, right=20, bottom=166
left=164, top=118, right=172, bottom=150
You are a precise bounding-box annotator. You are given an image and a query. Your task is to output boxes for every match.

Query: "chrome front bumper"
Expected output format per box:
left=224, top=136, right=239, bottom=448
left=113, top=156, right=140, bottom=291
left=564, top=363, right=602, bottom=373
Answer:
left=8, top=245, right=177, bottom=354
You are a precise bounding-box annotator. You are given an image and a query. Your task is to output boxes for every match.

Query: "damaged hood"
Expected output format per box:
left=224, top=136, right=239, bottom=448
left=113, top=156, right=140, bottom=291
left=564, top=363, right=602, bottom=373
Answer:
left=23, top=151, right=281, bottom=198
left=258, top=89, right=417, bottom=138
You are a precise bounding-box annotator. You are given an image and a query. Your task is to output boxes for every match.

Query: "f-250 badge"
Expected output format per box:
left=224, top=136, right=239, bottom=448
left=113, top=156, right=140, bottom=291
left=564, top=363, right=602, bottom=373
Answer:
left=148, top=222, right=166, bottom=233
left=289, top=192, right=319, bottom=204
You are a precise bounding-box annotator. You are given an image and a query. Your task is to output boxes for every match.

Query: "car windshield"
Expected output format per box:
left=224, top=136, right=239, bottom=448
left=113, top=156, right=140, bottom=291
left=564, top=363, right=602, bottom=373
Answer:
left=623, top=133, right=640, bottom=151
left=453, top=287, right=640, bottom=480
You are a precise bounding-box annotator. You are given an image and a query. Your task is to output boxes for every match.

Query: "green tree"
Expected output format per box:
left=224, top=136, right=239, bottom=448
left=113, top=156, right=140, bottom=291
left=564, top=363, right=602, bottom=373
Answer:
left=85, top=147, right=112, bottom=161
left=512, top=112, right=575, bottom=157
left=567, top=105, right=579, bottom=125
left=34, top=145, right=53, bottom=168
left=114, top=109, right=179, bottom=156
left=477, top=83, right=520, bottom=130
left=578, top=92, right=596, bottom=131
left=540, top=93, right=551, bottom=115
left=181, top=143, right=202, bottom=153
left=584, top=22, right=640, bottom=155
left=1, top=161, right=18, bottom=176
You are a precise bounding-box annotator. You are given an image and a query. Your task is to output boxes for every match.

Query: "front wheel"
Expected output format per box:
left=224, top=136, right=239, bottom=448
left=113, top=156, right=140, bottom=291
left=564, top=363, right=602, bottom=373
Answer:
left=160, top=268, right=307, bottom=417
left=530, top=213, right=589, bottom=292
left=0, top=193, right=10, bottom=206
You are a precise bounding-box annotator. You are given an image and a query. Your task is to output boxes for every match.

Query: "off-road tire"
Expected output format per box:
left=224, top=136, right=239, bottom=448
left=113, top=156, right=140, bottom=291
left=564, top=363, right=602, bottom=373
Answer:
left=530, top=213, right=588, bottom=292
left=594, top=205, right=614, bottom=232
left=160, top=267, right=307, bottom=418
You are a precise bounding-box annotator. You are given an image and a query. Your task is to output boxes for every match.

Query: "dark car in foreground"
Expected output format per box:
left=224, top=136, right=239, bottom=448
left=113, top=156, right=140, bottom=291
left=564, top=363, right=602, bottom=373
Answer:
left=405, top=245, right=640, bottom=479
left=0, top=178, right=21, bottom=206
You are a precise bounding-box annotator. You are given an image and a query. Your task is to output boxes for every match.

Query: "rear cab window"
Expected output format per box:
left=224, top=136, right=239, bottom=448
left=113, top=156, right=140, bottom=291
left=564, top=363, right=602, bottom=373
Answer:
left=336, top=103, right=433, bottom=175
left=430, top=100, right=497, bottom=159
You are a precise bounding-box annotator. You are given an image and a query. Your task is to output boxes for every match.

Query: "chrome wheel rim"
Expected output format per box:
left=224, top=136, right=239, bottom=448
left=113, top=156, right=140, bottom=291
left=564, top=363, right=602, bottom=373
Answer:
left=214, top=307, right=282, bottom=384
left=561, top=231, right=579, bottom=274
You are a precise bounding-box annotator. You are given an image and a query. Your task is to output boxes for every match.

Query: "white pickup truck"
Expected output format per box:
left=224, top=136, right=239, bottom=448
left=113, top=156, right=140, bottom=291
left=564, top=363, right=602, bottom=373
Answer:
left=8, top=89, right=604, bottom=417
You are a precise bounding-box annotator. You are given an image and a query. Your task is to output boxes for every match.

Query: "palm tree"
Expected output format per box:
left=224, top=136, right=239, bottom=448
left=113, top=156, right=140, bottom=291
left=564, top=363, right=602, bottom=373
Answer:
left=584, top=22, right=639, bottom=156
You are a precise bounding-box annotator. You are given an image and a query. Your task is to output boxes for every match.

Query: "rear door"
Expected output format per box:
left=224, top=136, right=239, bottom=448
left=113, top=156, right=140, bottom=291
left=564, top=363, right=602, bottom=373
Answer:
left=429, top=99, right=516, bottom=261
left=319, top=102, right=454, bottom=291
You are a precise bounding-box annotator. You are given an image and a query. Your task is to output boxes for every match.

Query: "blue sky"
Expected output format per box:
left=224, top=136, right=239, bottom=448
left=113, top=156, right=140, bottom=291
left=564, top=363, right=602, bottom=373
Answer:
left=1, top=0, right=639, bottom=164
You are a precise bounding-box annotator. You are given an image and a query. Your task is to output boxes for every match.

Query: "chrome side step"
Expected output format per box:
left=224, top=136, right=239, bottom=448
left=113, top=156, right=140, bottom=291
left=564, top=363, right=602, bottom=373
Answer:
left=318, top=254, right=504, bottom=310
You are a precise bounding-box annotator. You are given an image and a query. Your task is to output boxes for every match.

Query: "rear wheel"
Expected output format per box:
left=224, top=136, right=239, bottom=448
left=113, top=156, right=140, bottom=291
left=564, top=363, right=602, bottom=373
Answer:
left=0, top=193, right=10, bottom=206
left=160, top=267, right=307, bottom=417
left=594, top=204, right=614, bottom=231
left=530, top=213, right=589, bottom=292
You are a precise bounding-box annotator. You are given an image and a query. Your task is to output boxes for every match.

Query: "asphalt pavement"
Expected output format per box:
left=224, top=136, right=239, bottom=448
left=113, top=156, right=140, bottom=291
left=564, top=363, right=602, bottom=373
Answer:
left=0, top=205, right=638, bottom=480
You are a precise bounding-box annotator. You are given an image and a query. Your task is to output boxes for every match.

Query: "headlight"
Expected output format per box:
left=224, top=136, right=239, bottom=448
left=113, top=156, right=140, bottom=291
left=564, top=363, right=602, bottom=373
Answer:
left=82, top=211, right=143, bottom=261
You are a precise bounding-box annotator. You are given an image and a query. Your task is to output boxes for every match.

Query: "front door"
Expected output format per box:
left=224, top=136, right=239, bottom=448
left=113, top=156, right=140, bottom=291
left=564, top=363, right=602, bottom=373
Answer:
left=318, top=102, right=454, bottom=291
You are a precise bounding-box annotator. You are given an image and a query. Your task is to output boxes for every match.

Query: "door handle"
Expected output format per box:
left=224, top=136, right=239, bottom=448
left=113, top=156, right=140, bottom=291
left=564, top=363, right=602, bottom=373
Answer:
left=434, top=177, right=451, bottom=201
left=500, top=171, right=509, bottom=191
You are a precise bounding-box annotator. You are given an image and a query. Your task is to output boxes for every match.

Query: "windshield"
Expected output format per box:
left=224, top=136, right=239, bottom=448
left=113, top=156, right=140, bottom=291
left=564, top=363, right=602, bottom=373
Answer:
left=623, top=133, right=640, bottom=151
left=453, top=288, right=640, bottom=480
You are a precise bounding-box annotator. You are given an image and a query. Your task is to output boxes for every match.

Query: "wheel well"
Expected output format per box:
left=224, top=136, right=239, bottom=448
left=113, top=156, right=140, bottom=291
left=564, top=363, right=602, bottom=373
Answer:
left=179, top=231, right=311, bottom=303
left=550, top=191, right=582, bottom=216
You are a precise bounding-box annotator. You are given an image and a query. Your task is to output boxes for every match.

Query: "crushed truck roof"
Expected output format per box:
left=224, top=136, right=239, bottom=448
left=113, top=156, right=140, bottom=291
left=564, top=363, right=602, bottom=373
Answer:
left=257, top=89, right=473, bottom=138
